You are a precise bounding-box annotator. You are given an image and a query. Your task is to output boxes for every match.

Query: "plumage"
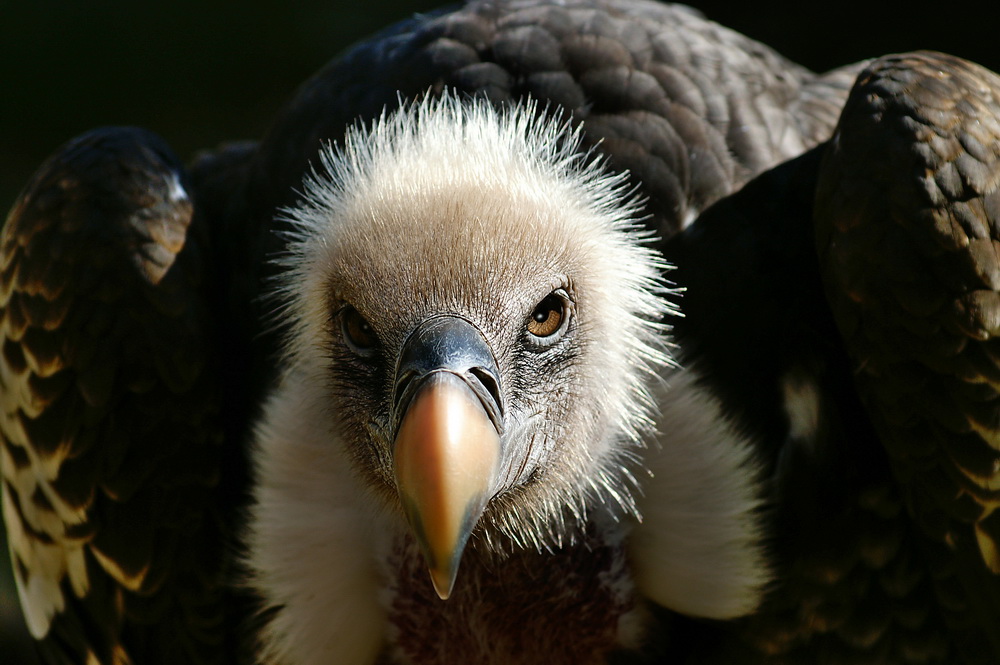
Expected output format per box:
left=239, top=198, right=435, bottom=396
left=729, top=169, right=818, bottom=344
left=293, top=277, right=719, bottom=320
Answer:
left=2, top=1, right=1000, bottom=663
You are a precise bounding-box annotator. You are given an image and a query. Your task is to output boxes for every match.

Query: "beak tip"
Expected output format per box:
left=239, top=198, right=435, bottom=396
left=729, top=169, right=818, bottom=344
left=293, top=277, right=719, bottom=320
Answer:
left=429, top=566, right=456, bottom=600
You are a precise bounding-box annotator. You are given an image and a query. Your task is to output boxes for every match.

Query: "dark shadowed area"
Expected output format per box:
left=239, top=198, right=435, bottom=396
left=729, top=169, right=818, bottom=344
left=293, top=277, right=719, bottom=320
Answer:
left=2, top=1, right=999, bottom=662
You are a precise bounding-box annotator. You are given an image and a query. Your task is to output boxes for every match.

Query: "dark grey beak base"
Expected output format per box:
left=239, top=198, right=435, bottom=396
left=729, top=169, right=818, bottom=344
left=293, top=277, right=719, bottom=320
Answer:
left=392, top=315, right=505, bottom=436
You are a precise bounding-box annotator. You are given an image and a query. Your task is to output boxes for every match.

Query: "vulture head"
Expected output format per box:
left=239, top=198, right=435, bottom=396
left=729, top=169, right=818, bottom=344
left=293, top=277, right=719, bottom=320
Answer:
left=249, top=93, right=676, bottom=656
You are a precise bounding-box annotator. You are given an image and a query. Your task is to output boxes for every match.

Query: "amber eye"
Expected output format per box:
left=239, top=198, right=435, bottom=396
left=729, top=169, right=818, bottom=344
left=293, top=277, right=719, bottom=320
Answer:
left=526, top=291, right=570, bottom=342
left=341, top=306, right=378, bottom=355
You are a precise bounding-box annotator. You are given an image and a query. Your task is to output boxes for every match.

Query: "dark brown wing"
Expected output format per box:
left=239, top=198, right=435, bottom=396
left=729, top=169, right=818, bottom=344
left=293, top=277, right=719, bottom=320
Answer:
left=663, top=145, right=960, bottom=664
left=815, top=51, right=1000, bottom=662
left=0, top=127, right=243, bottom=664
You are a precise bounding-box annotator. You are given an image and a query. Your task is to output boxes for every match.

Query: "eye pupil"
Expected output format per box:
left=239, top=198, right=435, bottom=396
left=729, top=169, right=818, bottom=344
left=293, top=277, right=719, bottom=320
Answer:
left=526, top=292, right=567, bottom=339
left=342, top=306, right=377, bottom=354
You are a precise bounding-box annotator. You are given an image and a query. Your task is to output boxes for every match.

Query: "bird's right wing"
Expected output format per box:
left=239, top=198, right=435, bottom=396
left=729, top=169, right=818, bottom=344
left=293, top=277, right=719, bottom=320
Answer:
left=1, top=127, right=239, bottom=664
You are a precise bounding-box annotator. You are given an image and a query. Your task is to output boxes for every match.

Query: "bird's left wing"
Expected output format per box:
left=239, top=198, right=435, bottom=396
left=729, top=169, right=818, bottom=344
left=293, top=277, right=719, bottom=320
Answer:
left=0, top=127, right=238, bottom=664
left=815, top=51, right=1000, bottom=662
left=656, top=54, right=1000, bottom=663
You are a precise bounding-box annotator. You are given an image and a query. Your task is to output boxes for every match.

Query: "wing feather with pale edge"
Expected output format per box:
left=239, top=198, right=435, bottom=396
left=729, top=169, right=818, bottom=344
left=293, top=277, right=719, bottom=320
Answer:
left=815, top=51, right=1000, bottom=662
left=0, top=127, right=231, bottom=664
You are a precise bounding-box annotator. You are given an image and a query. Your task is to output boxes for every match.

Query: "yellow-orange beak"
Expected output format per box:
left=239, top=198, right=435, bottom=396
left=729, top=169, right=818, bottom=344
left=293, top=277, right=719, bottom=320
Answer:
left=393, top=371, right=500, bottom=599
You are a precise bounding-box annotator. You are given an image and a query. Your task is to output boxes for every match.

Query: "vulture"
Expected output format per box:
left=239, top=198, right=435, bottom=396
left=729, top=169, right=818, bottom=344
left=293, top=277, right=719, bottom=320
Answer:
left=2, top=0, right=1000, bottom=663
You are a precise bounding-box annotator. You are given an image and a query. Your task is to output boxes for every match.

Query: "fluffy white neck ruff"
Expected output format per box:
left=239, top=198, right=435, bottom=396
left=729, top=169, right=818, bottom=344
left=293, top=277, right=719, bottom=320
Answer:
left=247, top=368, right=390, bottom=664
left=630, top=366, right=770, bottom=619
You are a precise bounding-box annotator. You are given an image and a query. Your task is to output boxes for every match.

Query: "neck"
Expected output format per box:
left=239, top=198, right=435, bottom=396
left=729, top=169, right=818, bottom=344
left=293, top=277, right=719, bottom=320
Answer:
left=380, top=520, right=647, bottom=665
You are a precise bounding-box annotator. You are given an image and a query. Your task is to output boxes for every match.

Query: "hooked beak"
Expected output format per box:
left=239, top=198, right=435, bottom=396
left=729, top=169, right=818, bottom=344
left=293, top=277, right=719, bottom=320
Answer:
left=391, top=316, right=504, bottom=599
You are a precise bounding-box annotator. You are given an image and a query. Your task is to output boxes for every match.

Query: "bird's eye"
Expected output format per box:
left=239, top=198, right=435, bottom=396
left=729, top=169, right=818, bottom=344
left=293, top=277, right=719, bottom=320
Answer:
left=341, top=306, right=378, bottom=355
left=526, top=291, right=570, bottom=343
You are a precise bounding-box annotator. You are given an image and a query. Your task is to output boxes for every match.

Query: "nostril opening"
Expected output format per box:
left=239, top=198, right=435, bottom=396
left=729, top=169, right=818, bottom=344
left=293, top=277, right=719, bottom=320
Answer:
left=469, top=367, right=503, bottom=417
left=393, top=370, right=418, bottom=413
